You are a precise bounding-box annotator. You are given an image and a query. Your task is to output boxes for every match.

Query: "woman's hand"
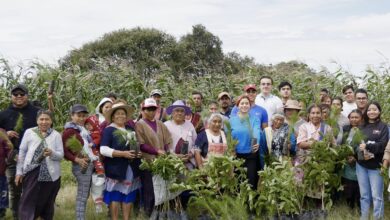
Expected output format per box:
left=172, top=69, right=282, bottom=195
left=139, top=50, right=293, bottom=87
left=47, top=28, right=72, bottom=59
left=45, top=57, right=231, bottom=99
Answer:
left=15, top=175, right=23, bottom=186
left=383, top=159, right=389, bottom=168
left=75, top=157, right=89, bottom=169
left=252, top=144, right=259, bottom=153
left=43, top=148, right=52, bottom=157
left=178, top=154, right=190, bottom=162
left=122, top=150, right=137, bottom=159
left=137, top=151, right=142, bottom=158
left=157, top=149, right=166, bottom=156
left=347, top=156, right=356, bottom=164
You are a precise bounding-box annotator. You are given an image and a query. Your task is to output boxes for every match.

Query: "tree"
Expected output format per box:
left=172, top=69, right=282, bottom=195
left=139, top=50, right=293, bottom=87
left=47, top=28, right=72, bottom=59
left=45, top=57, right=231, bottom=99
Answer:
left=178, top=24, right=224, bottom=76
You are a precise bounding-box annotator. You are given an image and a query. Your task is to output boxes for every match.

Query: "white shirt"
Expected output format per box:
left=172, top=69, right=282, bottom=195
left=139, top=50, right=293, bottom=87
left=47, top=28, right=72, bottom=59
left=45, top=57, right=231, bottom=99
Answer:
left=342, top=101, right=357, bottom=117
left=16, top=128, right=64, bottom=181
left=254, top=93, right=283, bottom=123
left=164, top=120, right=197, bottom=153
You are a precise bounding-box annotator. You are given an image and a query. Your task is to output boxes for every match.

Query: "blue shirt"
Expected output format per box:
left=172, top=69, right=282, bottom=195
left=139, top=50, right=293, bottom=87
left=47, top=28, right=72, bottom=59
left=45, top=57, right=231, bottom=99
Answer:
left=230, top=105, right=268, bottom=128
left=229, top=115, right=262, bottom=154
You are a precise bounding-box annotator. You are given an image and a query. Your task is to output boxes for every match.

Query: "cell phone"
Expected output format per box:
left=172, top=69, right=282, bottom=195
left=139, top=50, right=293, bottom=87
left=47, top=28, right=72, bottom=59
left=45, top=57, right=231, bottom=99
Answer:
left=181, top=141, right=189, bottom=155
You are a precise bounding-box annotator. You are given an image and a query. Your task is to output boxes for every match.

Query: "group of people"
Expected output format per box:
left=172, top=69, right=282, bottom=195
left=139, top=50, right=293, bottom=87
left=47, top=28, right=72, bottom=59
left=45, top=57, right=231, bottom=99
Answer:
left=0, top=76, right=389, bottom=220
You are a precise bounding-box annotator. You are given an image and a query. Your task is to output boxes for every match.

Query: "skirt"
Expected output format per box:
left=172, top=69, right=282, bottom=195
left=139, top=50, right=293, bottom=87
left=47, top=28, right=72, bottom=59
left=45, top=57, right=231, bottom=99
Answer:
left=103, top=165, right=141, bottom=204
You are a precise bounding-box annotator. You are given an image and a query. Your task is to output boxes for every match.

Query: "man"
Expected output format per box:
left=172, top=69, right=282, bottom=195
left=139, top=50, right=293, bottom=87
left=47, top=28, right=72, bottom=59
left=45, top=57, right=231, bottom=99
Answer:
left=192, top=91, right=203, bottom=113
left=341, top=85, right=357, bottom=117
left=231, top=84, right=268, bottom=129
left=217, top=92, right=232, bottom=118
left=255, top=76, right=283, bottom=124
left=278, top=81, right=292, bottom=105
left=150, top=89, right=167, bottom=121
left=319, top=88, right=330, bottom=101
left=0, top=84, right=40, bottom=219
left=355, top=88, right=369, bottom=113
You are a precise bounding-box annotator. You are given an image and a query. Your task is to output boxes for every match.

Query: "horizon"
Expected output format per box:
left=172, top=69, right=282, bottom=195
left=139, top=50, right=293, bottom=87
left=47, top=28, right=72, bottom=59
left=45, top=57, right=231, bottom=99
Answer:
left=1, top=0, right=390, bottom=76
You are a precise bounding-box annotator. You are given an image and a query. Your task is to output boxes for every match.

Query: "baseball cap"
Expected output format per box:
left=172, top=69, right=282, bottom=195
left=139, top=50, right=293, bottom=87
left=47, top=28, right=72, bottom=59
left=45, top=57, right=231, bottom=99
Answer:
left=244, top=84, right=257, bottom=91
left=218, top=92, right=231, bottom=100
left=70, top=104, right=89, bottom=114
left=11, top=84, right=29, bottom=95
left=142, top=98, right=158, bottom=109
left=150, top=89, right=163, bottom=97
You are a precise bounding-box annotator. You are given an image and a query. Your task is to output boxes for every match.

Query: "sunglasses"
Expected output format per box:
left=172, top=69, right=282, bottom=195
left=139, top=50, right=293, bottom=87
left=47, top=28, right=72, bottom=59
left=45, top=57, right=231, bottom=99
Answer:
left=12, top=92, right=26, bottom=97
left=144, top=107, right=157, bottom=112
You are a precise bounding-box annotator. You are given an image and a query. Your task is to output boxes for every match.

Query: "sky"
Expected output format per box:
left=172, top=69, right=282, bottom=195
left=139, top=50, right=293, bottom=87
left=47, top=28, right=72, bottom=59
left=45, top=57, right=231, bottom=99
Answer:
left=1, top=0, right=390, bottom=75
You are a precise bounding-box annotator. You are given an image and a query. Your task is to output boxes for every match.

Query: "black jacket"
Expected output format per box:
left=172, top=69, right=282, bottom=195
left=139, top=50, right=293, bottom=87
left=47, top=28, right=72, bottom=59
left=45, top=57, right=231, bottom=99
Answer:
left=358, top=120, right=389, bottom=169
left=0, top=102, right=39, bottom=150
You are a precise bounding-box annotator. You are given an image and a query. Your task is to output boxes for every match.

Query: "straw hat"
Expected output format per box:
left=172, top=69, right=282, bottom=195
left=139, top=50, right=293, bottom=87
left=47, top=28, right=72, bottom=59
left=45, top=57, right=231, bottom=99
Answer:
left=284, top=100, right=302, bottom=110
left=104, top=102, right=134, bottom=123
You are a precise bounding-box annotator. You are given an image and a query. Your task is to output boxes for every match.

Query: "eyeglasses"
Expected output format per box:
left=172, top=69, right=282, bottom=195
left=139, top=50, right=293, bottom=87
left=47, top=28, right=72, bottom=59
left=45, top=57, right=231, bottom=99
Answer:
left=12, top=93, right=26, bottom=97
left=144, top=107, right=157, bottom=112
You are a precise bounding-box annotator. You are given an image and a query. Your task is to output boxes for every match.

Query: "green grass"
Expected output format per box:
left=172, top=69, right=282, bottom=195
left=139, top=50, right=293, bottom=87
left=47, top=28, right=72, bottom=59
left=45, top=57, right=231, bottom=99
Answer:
left=4, top=161, right=390, bottom=219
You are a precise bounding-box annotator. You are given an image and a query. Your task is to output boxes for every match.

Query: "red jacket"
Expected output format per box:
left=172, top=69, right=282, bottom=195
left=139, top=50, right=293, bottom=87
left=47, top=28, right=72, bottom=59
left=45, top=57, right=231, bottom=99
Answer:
left=62, top=127, right=84, bottom=162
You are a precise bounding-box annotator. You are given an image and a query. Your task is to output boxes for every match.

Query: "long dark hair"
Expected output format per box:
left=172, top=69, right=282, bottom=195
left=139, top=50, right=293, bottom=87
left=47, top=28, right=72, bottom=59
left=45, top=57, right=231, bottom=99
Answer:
left=362, top=101, right=381, bottom=123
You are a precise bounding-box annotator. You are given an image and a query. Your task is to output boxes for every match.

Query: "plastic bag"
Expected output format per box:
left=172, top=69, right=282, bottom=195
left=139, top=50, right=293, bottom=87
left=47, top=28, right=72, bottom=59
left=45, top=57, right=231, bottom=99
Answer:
left=152, top=175, right=182, bottom=206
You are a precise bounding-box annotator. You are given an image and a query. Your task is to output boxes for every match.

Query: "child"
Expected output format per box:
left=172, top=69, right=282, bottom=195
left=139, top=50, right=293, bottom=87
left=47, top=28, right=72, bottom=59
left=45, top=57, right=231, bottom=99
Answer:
left=85, top=116, right=105, bottom=213
left=85, top=116, right=104, bottom=176
left=0, top=129, right=12, bottom=218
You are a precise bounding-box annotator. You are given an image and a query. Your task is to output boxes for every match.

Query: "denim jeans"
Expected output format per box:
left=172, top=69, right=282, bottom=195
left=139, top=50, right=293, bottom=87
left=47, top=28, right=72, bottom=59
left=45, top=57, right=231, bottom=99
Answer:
left=356, top=163, right=384, bottom=220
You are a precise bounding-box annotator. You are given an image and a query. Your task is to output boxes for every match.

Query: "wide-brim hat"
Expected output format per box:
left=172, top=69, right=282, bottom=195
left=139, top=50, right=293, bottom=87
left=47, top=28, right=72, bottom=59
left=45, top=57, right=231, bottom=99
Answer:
left=166, top=100, right=192, bottom=115
left=284, top=100, right=302, bottom=110
left=104, top=102, right=134, bottom=123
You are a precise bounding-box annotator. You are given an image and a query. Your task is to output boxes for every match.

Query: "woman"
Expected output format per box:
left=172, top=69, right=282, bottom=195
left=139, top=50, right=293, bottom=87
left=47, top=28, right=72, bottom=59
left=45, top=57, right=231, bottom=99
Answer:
left=16, top=110, right=63, bottom=220
left=296, top=104, right=333, bottom=192
left=297, top=104, right=333, bottom=152
left=356, top=101, right=388, bottom=220
left=263, top=113, right=296, bottom=162
left=164, top=100, right=197, bottom=166
left=100, top=99, right=135, bottom=134
left=95, top=97, right=113, bottom=124
left=0, top=129, right=11, bottom=218
left=229, top=95, right=261, bottom=189
left=341, top=109, right=363, bottom=209
left=136, top=98, right=172, bottom=215
left=321, top=95, right=332, bottom=106
left=100, top=102, right=142, bottom=220
left=320, top=104, right=343, bottom=145
left=194, top=113, right=228, bottom=168
left=284, top=99, right=305, bottom=136
left=164, top=100, right=197, bottom=209
left=63, top=104, right=97, bottom=220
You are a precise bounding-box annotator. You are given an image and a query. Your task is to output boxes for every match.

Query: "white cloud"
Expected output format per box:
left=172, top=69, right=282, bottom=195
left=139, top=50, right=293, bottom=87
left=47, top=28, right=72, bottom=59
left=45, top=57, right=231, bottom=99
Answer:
left=0, top=0, right=389, bottom=75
